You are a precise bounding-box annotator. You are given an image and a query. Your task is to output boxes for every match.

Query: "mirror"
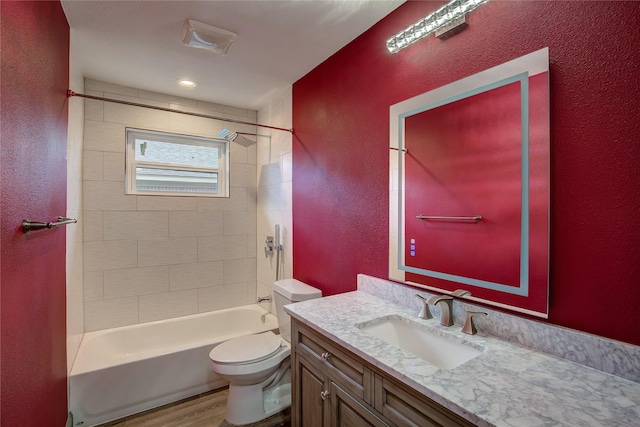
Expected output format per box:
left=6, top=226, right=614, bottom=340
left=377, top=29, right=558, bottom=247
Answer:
left=389, top=48, right=549, bottom=317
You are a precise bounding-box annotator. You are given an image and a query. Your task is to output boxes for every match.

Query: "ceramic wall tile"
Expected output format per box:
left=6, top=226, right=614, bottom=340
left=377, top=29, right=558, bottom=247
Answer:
left=138, top=237, right=197, bottom=267
left=226, top=187, right=249, bottom=211
left=138, top=90, right=198, bottom=108
left=230, top=162, right=257, bottom=188
left=137, top=196, right=197, bottom=211
left=103, top=266, right=169, bottom=299
left=197, top=236, right=226, bottom=262
left=103, top=211, right=168, bottom=241
left=221, top=235, right=249, bottom=260
left=138, top=290, right=198, bottom=323
left=100, top=182, right=137, bottom=211
left=104, top=101, right=170, bottom=129
left=84, top=98, right=104, bottom=122
left=229, top=141, right=250, bottom=165
left=83, top=150, right=103, bottom=181
left=84, top=297, right=138, bottom=332
left=196, top=197, right=228, bottom=212
left=198, top=283, right=250, bottom=312
left=282, top=152, right=292, bottom=182
left=169, top=211, right=223, bottom=237
left=83, top=120, right=125, bottom=153
left=223, top=210, right=256, bottom=235
left=103, top=152, right=124, bottom=182
left=82, top=211, right=103, bottom=242
left=168, top=111, right=220, bottom=136
left=82, top=181, right=104, bottom=211
left=257, top=183, right=285, bottom=212
left=169, top=262, right=224, bottom=290
left=83, top=271, right=104, bottom=302
left=224, top=258, right=256, bottom=284
left=85, top=79, right=138, bottom=97
left=84, top=240, right=138, bottom=272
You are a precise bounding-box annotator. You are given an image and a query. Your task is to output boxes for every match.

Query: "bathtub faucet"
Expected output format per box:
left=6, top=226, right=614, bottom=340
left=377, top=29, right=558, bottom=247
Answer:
left=257, top=295, right=272, bottom=303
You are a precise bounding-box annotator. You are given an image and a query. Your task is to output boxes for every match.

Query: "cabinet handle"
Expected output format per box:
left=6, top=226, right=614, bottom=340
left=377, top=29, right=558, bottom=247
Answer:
left=321, top=352, right=331, bottom=361
left=320, top=390, right=330, bottom=401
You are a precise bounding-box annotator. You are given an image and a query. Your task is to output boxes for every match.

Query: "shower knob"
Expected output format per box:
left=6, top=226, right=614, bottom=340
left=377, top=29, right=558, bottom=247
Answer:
left=265, top=236, right=274, bottom=258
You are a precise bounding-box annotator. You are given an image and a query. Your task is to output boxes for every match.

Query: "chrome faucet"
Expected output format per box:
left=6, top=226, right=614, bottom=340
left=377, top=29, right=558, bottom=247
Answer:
left=426, top=295, right=454, bottom=326
left=256, top=295, right=272, bottom=303
left=414, top=294, right=432, bottom=319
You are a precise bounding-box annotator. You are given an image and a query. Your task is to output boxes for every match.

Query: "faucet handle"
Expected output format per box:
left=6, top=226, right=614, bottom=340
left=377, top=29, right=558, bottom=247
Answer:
left=462, top=311, right=487, bottom=335
left=415, top=294, right=433, bottom=319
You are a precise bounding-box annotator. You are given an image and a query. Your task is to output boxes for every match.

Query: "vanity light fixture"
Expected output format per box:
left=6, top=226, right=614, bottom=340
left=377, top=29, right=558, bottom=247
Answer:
left=177, top=79, right=198, bottom=88
left=386, top=0, right=489, bottom=53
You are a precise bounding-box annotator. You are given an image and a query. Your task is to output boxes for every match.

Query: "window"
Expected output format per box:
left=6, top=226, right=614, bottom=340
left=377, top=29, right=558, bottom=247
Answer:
left=125, top=128, right=228, bottom=197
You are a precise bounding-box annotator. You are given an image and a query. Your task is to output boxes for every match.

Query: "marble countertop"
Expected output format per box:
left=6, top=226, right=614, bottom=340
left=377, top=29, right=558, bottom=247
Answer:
left=285, top=291, right=640, bottom=427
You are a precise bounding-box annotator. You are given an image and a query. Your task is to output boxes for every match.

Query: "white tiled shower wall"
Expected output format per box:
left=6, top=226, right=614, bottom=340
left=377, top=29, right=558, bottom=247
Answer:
left=80, top=79, right=262, bottom=331
left=66, top=34, right=84, bottom=372
left=256, top=87, right=294, bottom=303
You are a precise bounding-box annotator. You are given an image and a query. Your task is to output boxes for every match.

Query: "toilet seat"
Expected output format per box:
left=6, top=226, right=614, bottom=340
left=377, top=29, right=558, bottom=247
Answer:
left=209, top=331, right=286, bottom=366
left=209, top=331, right=290, bottom=379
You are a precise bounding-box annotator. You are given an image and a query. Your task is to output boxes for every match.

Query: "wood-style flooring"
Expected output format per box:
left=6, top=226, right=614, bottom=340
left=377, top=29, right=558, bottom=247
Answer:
left=98, top=387, right=291, bottom=427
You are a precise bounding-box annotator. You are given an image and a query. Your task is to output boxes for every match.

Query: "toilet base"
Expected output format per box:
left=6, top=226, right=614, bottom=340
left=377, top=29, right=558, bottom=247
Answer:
left=224, top=366, right=291, bottom=425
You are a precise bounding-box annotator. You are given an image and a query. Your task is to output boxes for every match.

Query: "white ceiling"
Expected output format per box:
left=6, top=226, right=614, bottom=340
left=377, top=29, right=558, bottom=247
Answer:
left=62, top=0, right=404, bottom=111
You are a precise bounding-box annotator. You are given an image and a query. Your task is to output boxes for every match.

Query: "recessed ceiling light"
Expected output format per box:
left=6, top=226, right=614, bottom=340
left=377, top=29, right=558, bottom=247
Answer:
left=178, top=79, right=198, bottom=88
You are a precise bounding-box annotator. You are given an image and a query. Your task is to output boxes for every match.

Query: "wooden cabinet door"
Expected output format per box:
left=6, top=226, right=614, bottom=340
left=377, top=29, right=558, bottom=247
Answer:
left=294, top=354, right=329, bottom=427
left=330, top=382, right=389, bottom=427
left=374, top=375, right=475, bottom=427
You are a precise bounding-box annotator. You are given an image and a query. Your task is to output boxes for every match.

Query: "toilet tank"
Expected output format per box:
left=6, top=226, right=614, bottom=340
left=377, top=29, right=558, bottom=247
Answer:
left=273, top=279, right=322, bottom=343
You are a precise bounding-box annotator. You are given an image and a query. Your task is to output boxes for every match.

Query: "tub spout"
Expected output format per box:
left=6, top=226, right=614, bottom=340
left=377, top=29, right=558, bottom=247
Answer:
left=257, top=295, right=272, bottom=303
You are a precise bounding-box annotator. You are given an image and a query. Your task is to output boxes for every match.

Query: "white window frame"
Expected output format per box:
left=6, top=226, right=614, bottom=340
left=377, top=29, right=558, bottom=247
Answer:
left=125, top=128, right=229, bottom=198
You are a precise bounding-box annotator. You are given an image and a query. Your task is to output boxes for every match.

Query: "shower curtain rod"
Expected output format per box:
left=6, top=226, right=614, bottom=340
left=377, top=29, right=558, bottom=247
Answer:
left=67, top=90, right=293, bottom=133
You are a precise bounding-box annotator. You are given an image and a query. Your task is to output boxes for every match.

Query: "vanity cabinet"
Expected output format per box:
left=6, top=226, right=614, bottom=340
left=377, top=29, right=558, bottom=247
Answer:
left=295, top=355, right=387, bottom=427
left=291, top=320, right=475, bottom=427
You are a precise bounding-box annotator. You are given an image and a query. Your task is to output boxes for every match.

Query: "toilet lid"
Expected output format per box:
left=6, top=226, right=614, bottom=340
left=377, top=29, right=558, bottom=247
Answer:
left=209, top=331, right=282, bottom=364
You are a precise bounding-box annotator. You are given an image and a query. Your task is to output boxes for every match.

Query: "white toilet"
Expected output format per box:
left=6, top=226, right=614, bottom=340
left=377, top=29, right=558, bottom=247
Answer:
left=208, top=279, right=322, bottom=425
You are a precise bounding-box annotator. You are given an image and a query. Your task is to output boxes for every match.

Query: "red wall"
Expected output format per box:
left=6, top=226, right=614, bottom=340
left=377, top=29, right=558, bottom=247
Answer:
left=1, top=1, right=70, bottom=424
left=293, top=1, right=640, bottom=345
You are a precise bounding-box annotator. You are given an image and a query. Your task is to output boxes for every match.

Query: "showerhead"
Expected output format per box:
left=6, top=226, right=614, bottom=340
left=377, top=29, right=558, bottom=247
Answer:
left=218, top=129, right=237, bottom=141
left=218, top=129, right=256, bottom=147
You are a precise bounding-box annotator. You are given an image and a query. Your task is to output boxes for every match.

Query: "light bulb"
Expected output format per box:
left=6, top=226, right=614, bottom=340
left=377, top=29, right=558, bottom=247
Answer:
left=177, top=79, right=198, bottom=88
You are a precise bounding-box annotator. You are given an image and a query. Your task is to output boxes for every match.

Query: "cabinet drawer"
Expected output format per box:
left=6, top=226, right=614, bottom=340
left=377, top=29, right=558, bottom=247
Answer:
left=374, top=375, right=475, bottom=427
left=295, top=322, right=372, bottom=402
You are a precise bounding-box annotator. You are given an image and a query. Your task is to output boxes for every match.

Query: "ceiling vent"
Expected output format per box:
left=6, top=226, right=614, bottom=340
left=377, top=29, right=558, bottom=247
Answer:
left=182, top=19, right=237, bottom=56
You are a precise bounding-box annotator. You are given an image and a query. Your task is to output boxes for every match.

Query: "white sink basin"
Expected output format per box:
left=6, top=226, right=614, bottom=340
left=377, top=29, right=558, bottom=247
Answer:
left=356, top=315, right=485, bottom=369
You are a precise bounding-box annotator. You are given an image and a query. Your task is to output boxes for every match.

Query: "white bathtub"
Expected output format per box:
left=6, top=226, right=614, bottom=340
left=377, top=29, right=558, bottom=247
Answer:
left=69, top=304, right=278, bottom=427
